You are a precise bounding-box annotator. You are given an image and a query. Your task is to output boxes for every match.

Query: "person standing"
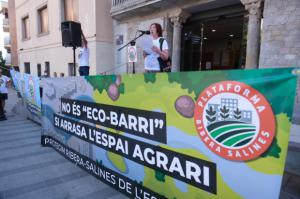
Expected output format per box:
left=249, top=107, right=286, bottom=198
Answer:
left=0, top=68, right=11, bottom=119
left=78, top=32, right=90, bottom=76
left=144, top=23, right=170, bottom=73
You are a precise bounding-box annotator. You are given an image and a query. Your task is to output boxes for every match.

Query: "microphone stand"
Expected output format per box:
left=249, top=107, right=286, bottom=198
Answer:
left=73, top=46, right=77, bottom=76
left=118, top=31, right=145, bottom=52
left=118, top=31, right=147, bottom=74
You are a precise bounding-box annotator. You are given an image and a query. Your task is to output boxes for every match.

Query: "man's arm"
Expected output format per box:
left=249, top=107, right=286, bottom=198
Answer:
left=81, top=31, right=86, bottom=41
left=81, top=30, right=88, bottom=48
left=6, top=77, right=11, bottom=86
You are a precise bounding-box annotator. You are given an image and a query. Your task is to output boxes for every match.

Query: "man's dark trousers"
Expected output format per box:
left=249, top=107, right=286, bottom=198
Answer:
left=79, top=66, right=90, bottom=76
left=0, top=97, right=6, bottom=120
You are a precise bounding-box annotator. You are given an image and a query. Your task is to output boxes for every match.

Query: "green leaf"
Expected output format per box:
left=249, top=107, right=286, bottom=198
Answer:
left=220, top=105, right=229, bottom=114
left=144, top=73, right=156, bottom=83
left=206, top=106, right=216, bottom=116
left=260, top=137, right=281, bottom=158
left=118, top=83, right=125, bottom=94
left=155, top=170, right=165, bottom=182
left=168, top=71, right=228, bottom=100
left=206, top=116, right=216, bottom=122
left=234, top=115, right=241, bottom=120
left=85, top=75, right=115, bottom=93
left=234, top=108, right=241, bottom=115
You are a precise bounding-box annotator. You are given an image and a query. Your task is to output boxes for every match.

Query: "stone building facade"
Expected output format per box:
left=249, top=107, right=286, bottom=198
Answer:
left=0, top=0, right=11, bottom=68
left=12, top=0, right=114, bottom=77
left=260, top=0, right=300, bottom=122
left=8, top=0, right=18, bottom=68
left=111, top=0, right=300, bottom=122
left=260, top=0, right=300, bottom=68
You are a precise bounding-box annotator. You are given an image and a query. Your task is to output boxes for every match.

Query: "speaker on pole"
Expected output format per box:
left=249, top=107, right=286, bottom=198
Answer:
left=61, top=21, right=82, bottom=48
left=61, top=21, right=82, bottom=76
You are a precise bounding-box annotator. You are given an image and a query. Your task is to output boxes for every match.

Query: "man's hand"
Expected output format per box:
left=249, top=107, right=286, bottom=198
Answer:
left=6, top=79, right=11, bottom=87
left=143, top=51, right=149, bottom=58
left=153, top=46, right=169, bottom=61
left=163, top=66, right=171, bottom=72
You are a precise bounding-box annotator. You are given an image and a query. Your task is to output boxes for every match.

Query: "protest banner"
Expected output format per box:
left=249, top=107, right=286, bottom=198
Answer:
left=10, top=70, right=41, bottom=123
left=41, top=68, right=298, bottom=198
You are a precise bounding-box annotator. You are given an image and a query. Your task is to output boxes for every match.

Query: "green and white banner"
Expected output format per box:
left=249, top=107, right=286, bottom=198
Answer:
left=41, top=68, right=298, bottom=198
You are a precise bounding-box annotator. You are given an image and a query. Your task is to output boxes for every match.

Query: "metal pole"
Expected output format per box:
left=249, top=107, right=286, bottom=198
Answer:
left=73, top=46, right=76, bottom=76
left=133, top=62, right=135, bottom=74
left=199, top=23, right=204, bottom=70
left=130, top=41, right=136, bottom=74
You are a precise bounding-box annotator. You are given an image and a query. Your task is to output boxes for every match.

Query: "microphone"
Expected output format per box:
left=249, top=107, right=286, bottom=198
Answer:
left=138, top=30, right=150, bottom=35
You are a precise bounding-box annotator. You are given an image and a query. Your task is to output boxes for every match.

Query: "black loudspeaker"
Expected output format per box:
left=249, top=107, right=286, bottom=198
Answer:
left=61, top=21, right=82, bottom=47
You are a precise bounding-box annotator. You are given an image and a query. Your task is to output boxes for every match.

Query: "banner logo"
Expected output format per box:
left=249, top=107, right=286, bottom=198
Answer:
left=194, top=81, right=275, bottom=161
left=28, top=76, right=35, bottom=102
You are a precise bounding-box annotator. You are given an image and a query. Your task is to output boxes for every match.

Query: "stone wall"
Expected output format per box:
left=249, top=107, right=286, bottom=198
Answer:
left=260, top=0, right=300, bottom=122
left=8, top=0, right=19, bottom=67
left=260, top=0, right=300, bottom=67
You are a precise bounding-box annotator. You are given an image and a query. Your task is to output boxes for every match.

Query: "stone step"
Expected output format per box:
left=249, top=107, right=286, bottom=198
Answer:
left=0, top=88, right=127, bottom=199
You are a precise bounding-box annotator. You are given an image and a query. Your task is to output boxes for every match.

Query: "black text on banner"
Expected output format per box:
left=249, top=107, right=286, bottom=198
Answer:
left=53, top=114, right=217, bottom=194
left=41, top=135, right=167, bottom=199
left=60, top=98, right=167, bottom=144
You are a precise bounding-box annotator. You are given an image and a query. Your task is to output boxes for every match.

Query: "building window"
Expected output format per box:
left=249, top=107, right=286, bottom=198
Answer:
left=45, top=62, right=50, bottom=77
left=3, top=8, right=8, bottom=18
left=61, top=0, right=77, bottom=21
left=38, top=5, right=49, bottom=34
left=22, top=16, right=30, bottom=39
left=37, top=64, right=42, bottom=77
left=24, top=62, right=30, bottom=74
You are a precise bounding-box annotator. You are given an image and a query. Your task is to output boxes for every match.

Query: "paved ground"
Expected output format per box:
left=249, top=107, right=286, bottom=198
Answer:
left=282, top=144, right=300, bottom=199
left=0, top=87, right=299, bottom=199
left=0, top=89, right=126, bottom=199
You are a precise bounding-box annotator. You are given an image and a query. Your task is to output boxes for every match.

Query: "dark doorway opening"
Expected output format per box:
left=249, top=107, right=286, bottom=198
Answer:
left=181, top=4, right=246, bottom=71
